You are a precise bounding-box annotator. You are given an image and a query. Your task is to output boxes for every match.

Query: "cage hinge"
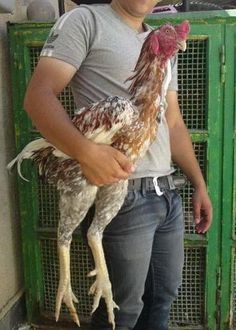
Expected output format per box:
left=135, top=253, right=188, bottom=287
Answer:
left=215, top=266, right=222, bottom=326
left=220, top=45, right=226, bottom=84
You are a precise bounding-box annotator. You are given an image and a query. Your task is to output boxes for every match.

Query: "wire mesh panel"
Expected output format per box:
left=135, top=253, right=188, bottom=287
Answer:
left=38, top=178, right=59, bottom=228
left=170, top=247, right=206, bottom=327
left=30, top=47, right=41, bottom=73
left=178, top=38, right=208, bottom=130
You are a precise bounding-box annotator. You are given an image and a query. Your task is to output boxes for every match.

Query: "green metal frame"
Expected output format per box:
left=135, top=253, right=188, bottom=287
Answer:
left=7, top=9, right=236, bottom=330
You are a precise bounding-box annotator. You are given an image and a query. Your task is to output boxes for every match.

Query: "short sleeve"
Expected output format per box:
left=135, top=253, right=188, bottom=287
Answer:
left=40, top=7, right=94, bottom=69
left=168, top=56, right=178, bottom=91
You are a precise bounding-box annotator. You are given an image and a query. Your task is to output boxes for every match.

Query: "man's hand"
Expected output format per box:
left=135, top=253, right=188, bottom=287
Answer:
left=166, top=91, right=213, bottom=234
left=192, top=187, right=213, bottom=234
left=78, top=141, right=135, bottom=186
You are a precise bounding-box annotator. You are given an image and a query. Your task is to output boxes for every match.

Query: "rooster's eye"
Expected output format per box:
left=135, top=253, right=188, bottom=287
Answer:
left=165, top=29, right=170, bottom=33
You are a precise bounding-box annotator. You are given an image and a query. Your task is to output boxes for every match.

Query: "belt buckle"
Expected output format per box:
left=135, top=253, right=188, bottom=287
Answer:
left=153, top=177, right=164, bottom=196
left=167, top=175, right=176, bottom=190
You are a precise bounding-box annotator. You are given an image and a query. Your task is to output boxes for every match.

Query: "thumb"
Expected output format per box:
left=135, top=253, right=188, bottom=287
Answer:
left=123, top=162, right=136, bottom=173
left=115, top=151, right=135, bottom=173
left=193, top=201, right=201, bottom=224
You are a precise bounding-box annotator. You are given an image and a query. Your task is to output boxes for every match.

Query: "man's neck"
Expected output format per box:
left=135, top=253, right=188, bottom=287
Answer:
left=110, top=2, right=145, bottom=33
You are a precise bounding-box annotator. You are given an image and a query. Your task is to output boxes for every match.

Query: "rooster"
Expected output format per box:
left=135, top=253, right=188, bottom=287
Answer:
left=8, top=21, right=190, bottom=329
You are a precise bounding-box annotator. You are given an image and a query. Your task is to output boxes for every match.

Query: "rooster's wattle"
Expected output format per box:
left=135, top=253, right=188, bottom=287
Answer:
left=8, top=21, right=190, bottom=329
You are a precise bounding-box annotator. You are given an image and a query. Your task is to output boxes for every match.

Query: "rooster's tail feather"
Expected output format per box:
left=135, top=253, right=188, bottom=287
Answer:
left=7, top=138, right=52, bottom=181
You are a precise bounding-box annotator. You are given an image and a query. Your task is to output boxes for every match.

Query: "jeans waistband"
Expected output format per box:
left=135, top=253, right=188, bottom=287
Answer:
left=128, top=175, right=187, bottom=193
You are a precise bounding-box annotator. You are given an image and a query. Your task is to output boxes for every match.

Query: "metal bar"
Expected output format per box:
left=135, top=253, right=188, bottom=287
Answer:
left=58, top=0, right=65, bottom=16
left=182, top=0, right=190, bottom=12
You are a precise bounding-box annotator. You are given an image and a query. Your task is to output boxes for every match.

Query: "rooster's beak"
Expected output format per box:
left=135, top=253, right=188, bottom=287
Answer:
left=177, top=40, right=187, bottom=52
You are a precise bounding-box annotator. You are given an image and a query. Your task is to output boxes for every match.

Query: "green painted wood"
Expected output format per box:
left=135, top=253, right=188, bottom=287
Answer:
left=205, top=24, right=224, bottom=330
left=220, top=22, right=236, bottom=330
left=191, top=132, right=208, bottom=142
left=146, top=9, right=236, bottom=25
left=7, top=23, right=52, bottom=323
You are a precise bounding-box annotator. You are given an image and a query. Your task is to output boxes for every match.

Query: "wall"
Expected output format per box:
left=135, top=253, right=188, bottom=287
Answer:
left=0, top=0, right=68, bottom=327
left=0, top=5, right=23, bottom=323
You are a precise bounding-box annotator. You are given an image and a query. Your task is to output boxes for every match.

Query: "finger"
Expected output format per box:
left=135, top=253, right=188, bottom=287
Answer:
left=115, top=151, right=135, bottom=174
left=206, top=206, right=213, bottom=225
left=193, top=202, right=201, bottom=225
left=83, top=165, right=127, bottom=185
left=114, top=170, right=130, bottom=181
left=200, top=206, right=213, bottom=233
left=202, top=216, right=212, bottom=233
left=196, top=222, right=205, bottom=234
left=196, top=217, right=212, bottom=234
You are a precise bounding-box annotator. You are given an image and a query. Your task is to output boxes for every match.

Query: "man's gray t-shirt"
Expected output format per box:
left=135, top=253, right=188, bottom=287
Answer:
left=40, top=4, right=178, bottom=178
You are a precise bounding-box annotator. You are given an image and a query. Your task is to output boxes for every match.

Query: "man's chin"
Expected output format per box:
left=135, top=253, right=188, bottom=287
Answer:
left=127, top=7, right=152, bottom=18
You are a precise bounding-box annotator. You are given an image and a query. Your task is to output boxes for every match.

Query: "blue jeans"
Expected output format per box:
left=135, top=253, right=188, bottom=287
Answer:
left=88, top=185, right=184, bottom=330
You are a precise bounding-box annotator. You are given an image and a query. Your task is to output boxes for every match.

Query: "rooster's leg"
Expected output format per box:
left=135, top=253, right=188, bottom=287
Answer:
left=55, top=185, right=98, bottom=327
left=87, top=180, right=128, bottom=330
left=56, top=244, right=80, bottom=326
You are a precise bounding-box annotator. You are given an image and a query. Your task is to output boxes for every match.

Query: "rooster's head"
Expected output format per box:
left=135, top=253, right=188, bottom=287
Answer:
left=144, top=20, right=190, bottom=66
left=127, top=21, right=190, bottom=98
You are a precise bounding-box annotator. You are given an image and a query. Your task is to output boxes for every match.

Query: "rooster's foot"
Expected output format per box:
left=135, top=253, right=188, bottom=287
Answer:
left=55, top=281, right=80, bottom=327
left=88, top=269, right=119, bottom=330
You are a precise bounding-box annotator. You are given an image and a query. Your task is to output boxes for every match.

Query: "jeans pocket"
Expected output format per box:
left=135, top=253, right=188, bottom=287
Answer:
left=119, top=190, right=138, bottom=213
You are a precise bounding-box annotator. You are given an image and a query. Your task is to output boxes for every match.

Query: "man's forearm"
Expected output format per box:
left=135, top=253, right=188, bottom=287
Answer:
left=169, top=122, right=206, bottom=190
left=166, top=91, right=212, bottom=232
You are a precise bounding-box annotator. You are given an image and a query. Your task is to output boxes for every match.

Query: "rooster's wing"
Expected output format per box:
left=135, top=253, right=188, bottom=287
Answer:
left=32, top=96, right=138, bottom=189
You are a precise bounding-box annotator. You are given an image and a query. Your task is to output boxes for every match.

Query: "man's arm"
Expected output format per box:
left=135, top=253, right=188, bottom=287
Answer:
left=24, top=57, right=134, bottom=186
left=166, top=90, right=212, bottom=233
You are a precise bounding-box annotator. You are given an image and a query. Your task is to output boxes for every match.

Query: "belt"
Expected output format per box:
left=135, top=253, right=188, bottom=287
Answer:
left=128, top=175, right=187, bottom=196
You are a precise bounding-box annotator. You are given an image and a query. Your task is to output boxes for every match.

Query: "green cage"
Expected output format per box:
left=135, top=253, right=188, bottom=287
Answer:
left=8, top=9, right=236, bottom=330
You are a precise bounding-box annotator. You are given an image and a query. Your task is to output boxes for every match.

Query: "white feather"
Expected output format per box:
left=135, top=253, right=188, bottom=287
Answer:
left=161, top=60, right=172, bottom=98
left=7, top=138, right=53, bottom=181
left=52, top=149, right=71, bottom=159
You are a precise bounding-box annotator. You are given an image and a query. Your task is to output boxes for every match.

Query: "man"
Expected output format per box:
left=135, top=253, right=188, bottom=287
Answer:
left=24, top=0, right=212, bottom=329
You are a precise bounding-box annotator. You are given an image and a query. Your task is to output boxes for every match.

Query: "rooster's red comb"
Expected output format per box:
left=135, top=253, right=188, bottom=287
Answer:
left=175, top=20, right=190, bottom=40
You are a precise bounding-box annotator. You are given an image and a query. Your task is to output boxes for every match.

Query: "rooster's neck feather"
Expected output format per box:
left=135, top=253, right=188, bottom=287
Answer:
left=128, top=52, right=166, bottom=120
